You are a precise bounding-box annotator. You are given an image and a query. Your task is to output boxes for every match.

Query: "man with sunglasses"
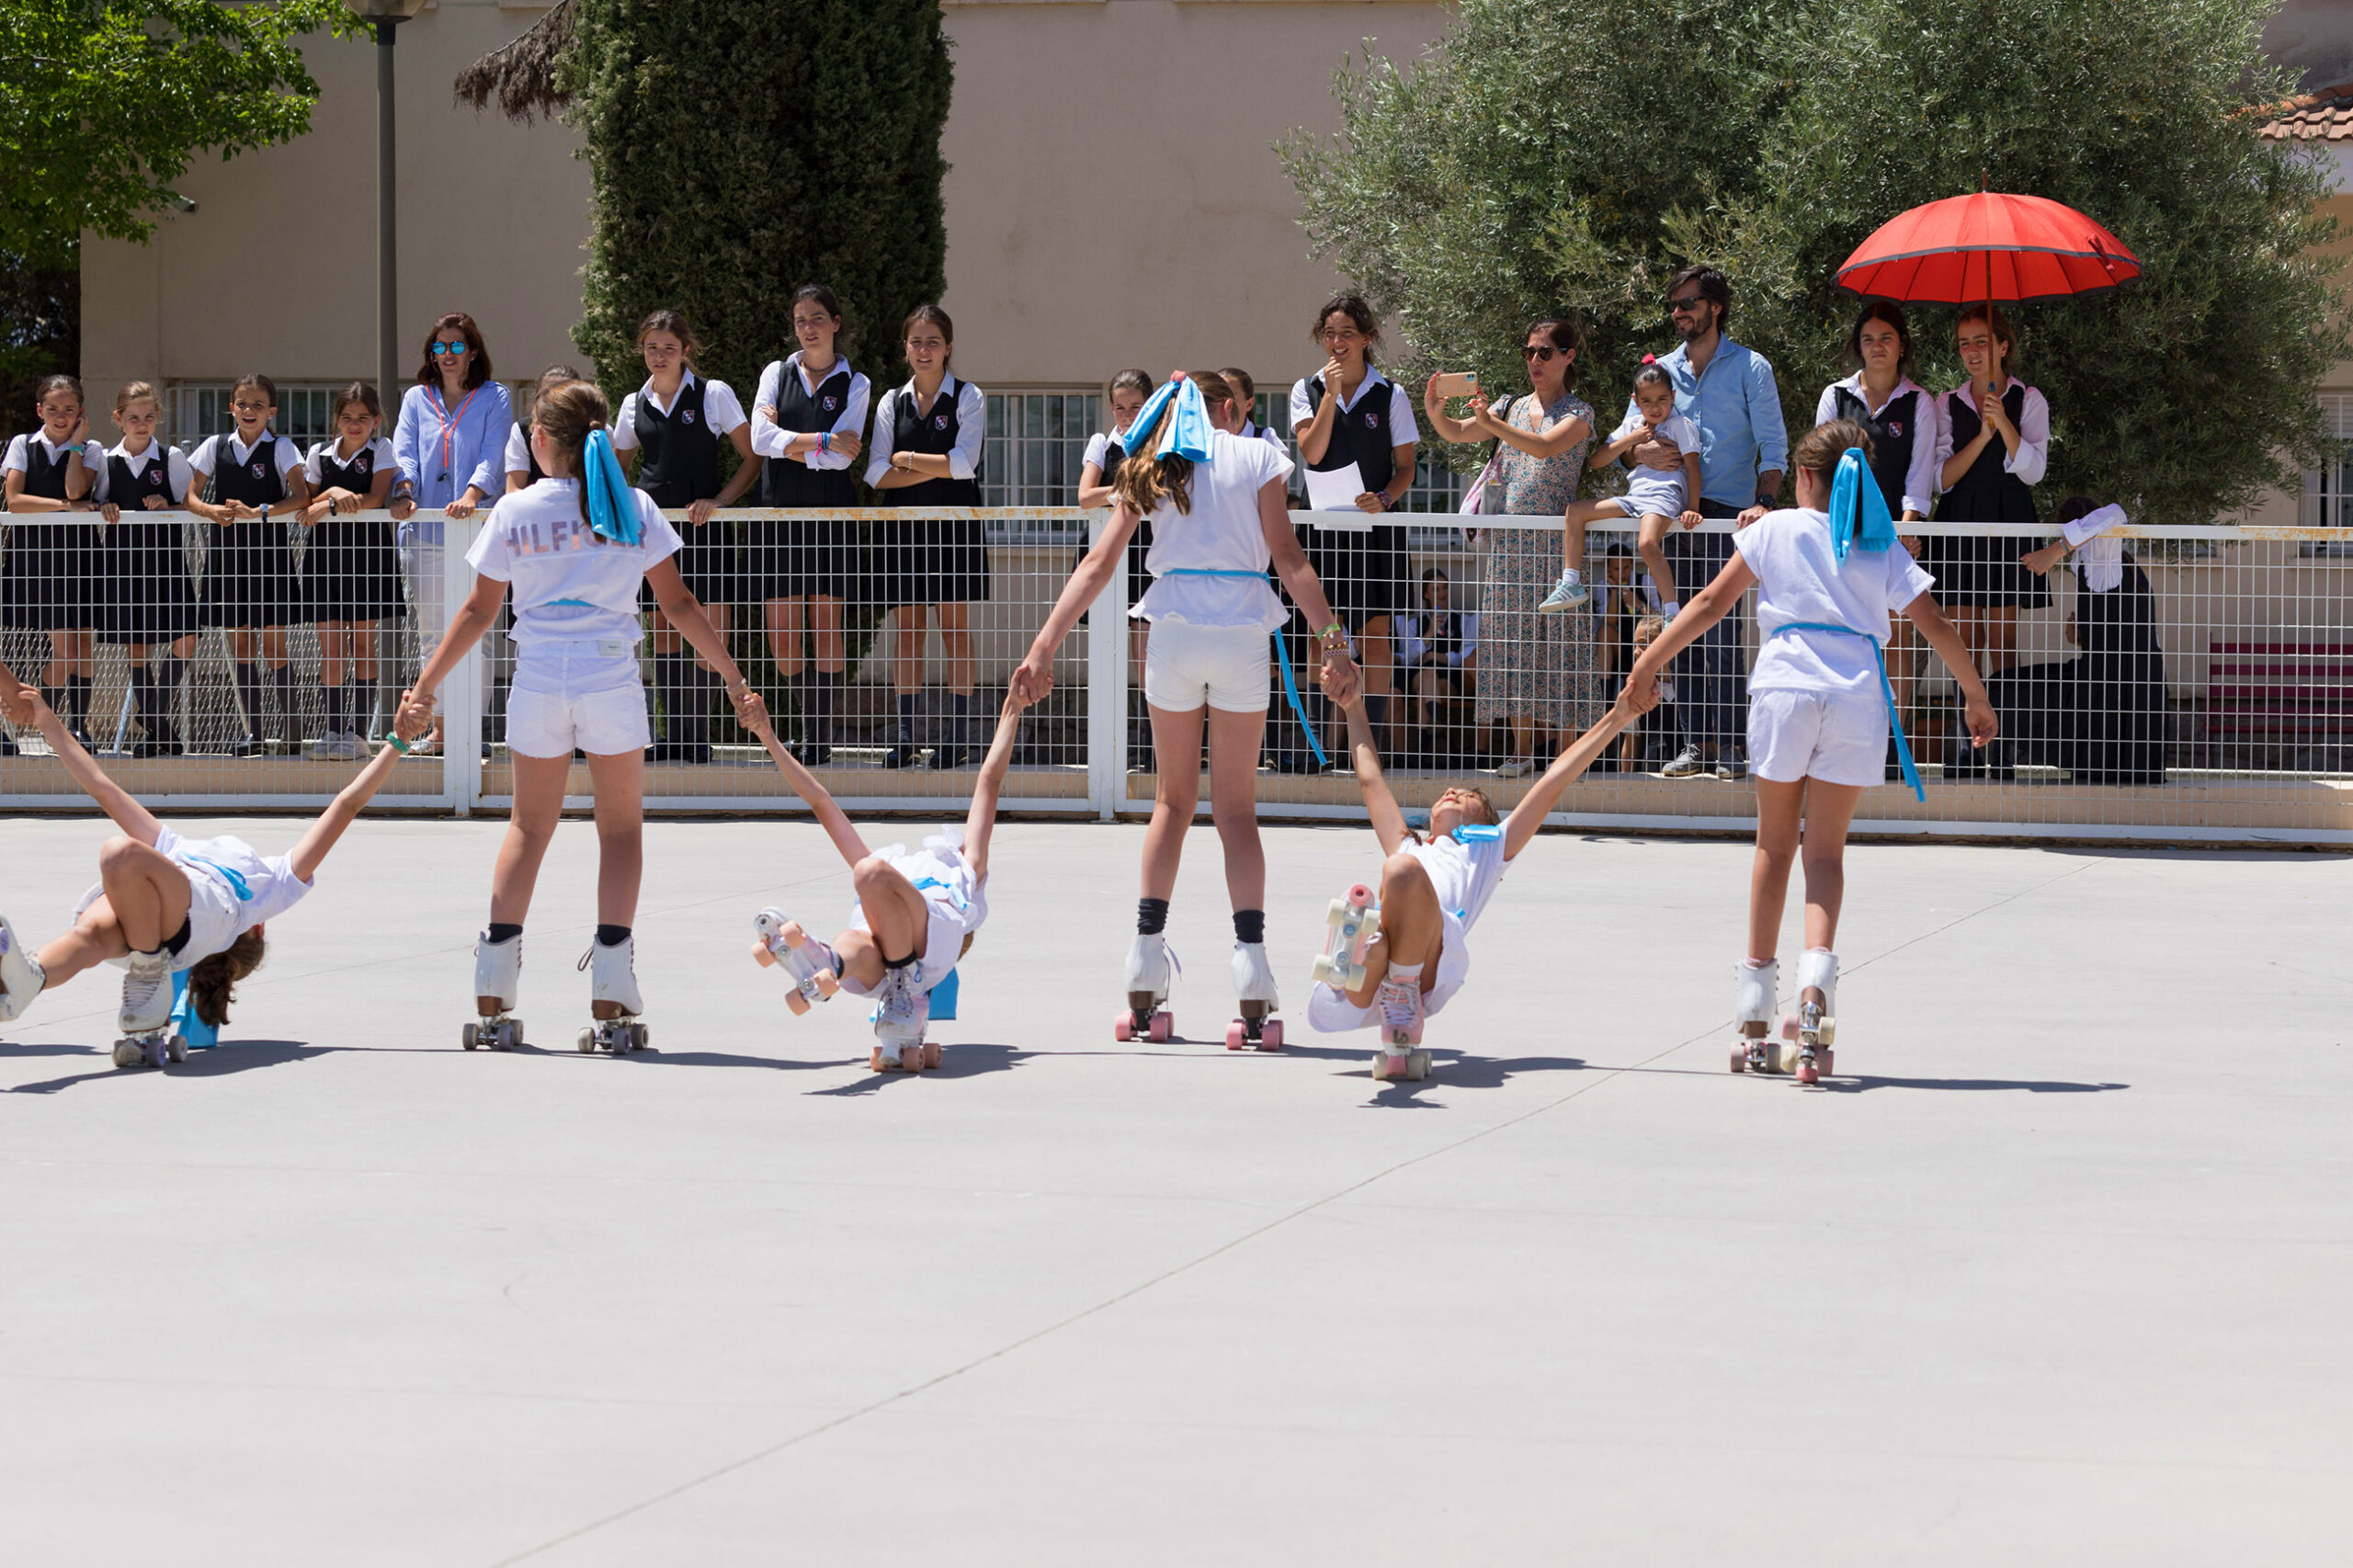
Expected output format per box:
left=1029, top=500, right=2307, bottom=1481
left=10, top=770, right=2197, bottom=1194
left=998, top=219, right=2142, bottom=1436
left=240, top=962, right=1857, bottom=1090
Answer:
left=1626, top=265, right=1788, bottom=780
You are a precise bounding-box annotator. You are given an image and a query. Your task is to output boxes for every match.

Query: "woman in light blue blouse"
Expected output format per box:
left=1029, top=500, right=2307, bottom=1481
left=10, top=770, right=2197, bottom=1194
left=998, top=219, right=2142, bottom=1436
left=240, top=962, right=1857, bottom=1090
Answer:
left=392, top=311, right=513, bottom=754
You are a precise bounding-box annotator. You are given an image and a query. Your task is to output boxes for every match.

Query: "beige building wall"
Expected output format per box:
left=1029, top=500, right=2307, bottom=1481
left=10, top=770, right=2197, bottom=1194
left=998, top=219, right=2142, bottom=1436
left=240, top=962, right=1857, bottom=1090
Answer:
left=80, top=0, right=1449, bottom=420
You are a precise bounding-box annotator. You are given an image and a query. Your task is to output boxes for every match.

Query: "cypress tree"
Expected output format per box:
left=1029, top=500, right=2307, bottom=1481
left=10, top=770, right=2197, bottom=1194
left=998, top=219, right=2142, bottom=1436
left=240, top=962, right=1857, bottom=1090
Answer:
left=563, top=0, right=951, bottom=417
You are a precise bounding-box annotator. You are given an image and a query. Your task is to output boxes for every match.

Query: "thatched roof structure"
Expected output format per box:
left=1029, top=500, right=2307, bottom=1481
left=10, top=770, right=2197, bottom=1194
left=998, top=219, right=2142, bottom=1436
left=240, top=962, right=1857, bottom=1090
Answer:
left=453, top=0, right=577, bottom=122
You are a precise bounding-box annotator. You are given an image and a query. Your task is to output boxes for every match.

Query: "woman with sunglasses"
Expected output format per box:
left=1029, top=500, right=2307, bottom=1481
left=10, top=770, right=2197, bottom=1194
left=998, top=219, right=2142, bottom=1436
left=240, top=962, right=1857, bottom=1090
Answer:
left=1423, top=315, right=1599, bottom=777
left=392, top=312, right=513, bottom=756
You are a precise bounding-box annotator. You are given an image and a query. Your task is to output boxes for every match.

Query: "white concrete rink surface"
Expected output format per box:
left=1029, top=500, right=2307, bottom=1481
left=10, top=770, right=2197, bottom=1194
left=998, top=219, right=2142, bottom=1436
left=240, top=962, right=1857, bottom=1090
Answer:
left=0, top=814, right=2346, bottom=1566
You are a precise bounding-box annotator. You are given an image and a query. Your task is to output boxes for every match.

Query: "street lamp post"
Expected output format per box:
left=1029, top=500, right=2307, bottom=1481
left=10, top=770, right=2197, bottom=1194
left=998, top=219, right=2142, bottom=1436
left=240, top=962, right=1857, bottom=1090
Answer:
left=345, top=1, right=429, bottom=406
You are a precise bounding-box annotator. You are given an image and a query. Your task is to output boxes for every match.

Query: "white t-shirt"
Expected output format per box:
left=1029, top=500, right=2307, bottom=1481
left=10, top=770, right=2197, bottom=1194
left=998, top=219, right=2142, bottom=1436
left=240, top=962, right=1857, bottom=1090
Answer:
left=1129, top=429, right=1297, bottom=631
left=1611, top=409, right=1701, bottom=458
left=465, top=479, right=682, bottom=647
left=75, top=827, right=313, bottom=971
left=95, top=441, right=193, bottom=506
left=1411, top=829, right=1510, bottom=935
left=302, top=435, right=396, bottom=490
left=189, top=431, right=305, bottom=485
left=612, top=370, right=748, bottom=451
left=504, top=424, right=533, bottom=478
left=1735, top=506, right=1935, bottom=699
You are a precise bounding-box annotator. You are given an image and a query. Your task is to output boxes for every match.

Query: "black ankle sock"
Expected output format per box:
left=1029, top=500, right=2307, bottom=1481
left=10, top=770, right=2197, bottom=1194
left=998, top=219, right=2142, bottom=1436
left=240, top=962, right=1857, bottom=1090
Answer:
left=269, top=665, right=299, bottom=742
left=690, top=664, right=722, bottom=744
left=129, top=666, right=157, bottom=734
left=596, top=924, right=631, bottom=948
left=487, top=922, right=522, bottom=944
left=1233, top=909, right=1265, bottom=945
left=654, top=653, right=687, bottom=743
left=897, top=692, right=918, bottom=750
left=811, top=670, right=838, bottom=747
left=324, top=681, right=348, bottom=735
left=1137, top=897, right=1169, bottom=936
left=949, top=690, right=970, bottom=751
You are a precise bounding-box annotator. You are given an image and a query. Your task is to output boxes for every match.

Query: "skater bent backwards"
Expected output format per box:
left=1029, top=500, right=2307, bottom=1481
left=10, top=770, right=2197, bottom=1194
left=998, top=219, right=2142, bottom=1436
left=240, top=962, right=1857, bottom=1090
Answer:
left=0, top=676, right=424, bottom=1065
left=1310, top=676, right=1656, bottom=1082
left=1620, top=418, right=1997, bottom=1084
left=745, top=687, right=1030, bottom=1072
left=400, top=380, right=765, bottom=1054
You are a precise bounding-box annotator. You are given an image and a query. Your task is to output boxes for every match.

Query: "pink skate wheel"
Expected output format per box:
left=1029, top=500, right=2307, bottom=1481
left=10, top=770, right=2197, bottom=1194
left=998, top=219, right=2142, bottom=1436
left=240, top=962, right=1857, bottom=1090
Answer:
left=1796, top=1059, right=1820, bottom=1085
left=921, top=1041, right=942, bottom=1070
left=1225, top=1020, right=1247, bottom=1051
left=783, top=989, right=811, bottom=1017
left=1257, top=1017, right=1284, bottom=1053
left=1781, top=1015, right=1800, bottom=1040
left=1112, top=1010, right=1136, bottom=1042
left=1147, top=1010, right=1173, bottom=1044
left=1347, top=883, right=1373, bottom=905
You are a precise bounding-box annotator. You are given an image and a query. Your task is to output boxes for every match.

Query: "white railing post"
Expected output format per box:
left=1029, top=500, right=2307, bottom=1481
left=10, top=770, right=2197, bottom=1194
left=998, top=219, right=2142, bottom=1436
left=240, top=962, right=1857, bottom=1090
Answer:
left=1086, top=508, right=1123, bottom=820
left=443, top=511, right=483, bottom=817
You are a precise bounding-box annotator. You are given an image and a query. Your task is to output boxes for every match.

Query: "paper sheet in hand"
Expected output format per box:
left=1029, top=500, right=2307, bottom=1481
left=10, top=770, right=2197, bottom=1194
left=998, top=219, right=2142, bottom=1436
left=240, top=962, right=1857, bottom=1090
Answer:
left=1303, top=460, right=1372, bottom=530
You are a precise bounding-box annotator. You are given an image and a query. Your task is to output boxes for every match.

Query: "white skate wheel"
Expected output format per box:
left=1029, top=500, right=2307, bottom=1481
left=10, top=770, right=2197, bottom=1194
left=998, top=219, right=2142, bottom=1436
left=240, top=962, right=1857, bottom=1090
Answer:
left=462, top=1023, right=480, bottom=1051
left=1310, top=955, right=1334, bottom=983
left=112, top=1039, right=143, bottom=1070
left=503, top=1019, right=523, bottom=1051
left=145, top=1037, right=169, bottom=1069
left=631, top=1024, right=650, bottom=1051
left=1818, top=1017, right=1836, bottom=1047
left=1408, top=1049, right=1432, bottom=1081
left=1326, top=901, right=1348, bottom=926
left=166, top=1036, right=188, bottom=1064
left=576, top=1028, right=596, bottom=1053
left=1147, top=1010, right=1172, bottom=1044
left=1370, top=1051, right=1391, bottom=1081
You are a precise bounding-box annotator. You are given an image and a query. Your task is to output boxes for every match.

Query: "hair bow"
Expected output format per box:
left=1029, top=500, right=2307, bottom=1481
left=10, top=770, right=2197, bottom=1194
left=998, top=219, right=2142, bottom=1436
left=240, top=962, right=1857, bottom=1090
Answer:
left=1642, top=353, right=1657, bottom=365
left=1826, top=447, right=1895, bottom=562
left=1122, top=374, right=1214, bottom=464
left=582, top=427, right=642, bottom=546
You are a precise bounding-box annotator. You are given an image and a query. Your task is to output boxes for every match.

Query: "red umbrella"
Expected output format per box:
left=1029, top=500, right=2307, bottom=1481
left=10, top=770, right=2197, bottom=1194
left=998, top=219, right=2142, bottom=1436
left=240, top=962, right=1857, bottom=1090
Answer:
left=1835, top=191, right=2139, bottom=305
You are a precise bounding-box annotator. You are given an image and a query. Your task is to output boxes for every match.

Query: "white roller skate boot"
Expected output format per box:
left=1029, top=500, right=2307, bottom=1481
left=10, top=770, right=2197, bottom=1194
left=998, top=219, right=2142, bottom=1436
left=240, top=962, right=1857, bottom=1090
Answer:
left=464, top=929, right=524, bottom=1051
left=578, top=935, right=649, bottom=1054
left=111, top=949, right=183, bottom=1069
left=0, top=913, right=49, bottom=1024
left=1369, top=970, right=1431, bottom=1082
left=1729, top=957, right=1779, bottom=1074
left=752, top=907, right=840, bottom=1016
left=870, top=961, right=930, bottom=1073
left=1309, top=883, right=1380, bottom=992
left=1116, top=931, right=1176, bottom=1043
left=1227, top=941, right=1283, bottom=1052
left=1789, top=948, right=1838, bottom=1085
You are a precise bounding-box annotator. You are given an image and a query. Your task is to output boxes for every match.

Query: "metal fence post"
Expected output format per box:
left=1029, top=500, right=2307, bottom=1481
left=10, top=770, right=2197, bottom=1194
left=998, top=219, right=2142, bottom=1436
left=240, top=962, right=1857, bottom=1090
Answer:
left=443, top=512, right=483, bottom=817
left=1085, top=509, right=1123, bottom=821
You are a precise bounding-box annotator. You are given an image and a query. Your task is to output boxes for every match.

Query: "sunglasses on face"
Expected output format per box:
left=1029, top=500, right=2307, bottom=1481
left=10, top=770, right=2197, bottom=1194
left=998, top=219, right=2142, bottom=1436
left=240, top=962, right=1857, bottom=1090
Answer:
left=1522, top=345, right=1561, bottom=362
left=1668, top=295, right=1711, bottom=315
left=430, top=341, right=471, bottom=357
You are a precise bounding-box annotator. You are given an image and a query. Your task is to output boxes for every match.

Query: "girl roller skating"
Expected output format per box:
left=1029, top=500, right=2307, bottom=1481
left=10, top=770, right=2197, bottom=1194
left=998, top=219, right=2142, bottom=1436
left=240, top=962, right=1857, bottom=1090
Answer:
left=0, top=676, right=423, bottom=1067
left=1308, top=679, right=1654, bottom=1083
left=1621, top=419, right=1997, bottom=1085
left=1011, top=371, right=1358, bottom=1053
left=744, top=687, right=1030, bottom=1073
left=400, top=381, right=766, bottom=1056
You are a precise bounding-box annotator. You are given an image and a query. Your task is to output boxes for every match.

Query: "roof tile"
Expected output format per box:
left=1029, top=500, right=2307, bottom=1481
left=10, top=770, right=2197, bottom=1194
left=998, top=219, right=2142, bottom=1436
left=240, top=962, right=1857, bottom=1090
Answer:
left=2258, top=83, right=2353, bottom=141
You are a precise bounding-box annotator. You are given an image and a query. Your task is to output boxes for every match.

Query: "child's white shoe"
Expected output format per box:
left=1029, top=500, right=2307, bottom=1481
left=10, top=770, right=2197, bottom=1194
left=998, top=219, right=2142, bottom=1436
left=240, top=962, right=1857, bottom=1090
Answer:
left=1537, top=573, right=1590, bottom=613
left=0, top=914, right=48, bottom=1023
left=119, top=949, right=174, bottom=1035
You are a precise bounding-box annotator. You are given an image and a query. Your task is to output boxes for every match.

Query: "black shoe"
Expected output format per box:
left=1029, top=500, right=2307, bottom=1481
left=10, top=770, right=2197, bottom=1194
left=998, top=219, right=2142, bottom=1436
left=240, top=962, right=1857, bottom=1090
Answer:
left=929, top=744, right=971, bottom=770
left=648, top=741, right=685, bottom=762
left=131, top=736, right=162, bottom=759
left=683, top=741, right=711, bottom=766
left=0, top=733, right=16, bottom=756
left=880, top=744, right=920, bottom=770
left=810, top=743, right=832, bottom=767
left=1270, top=750, right=1319, bottom=775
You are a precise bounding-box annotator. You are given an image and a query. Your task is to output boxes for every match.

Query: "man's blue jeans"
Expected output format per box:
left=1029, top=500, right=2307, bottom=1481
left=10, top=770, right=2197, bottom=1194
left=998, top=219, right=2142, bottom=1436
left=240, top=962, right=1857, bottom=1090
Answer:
left=1662, top=500, right=1749, bottom=757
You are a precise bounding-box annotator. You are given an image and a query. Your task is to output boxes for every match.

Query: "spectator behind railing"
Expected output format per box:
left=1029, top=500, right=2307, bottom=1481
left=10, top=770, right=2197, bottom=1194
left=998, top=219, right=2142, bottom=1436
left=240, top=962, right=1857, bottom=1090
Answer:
left=1394, top=567, right=1479, bottom=762
left=2021, top=494, right=2168, bottom=785
left=94, top=381, right=199, bottom=758
left=297, top=382, right=400, bottom=760
left=1079, top=368, right=1158, bottom=771
left=1, top=373, right=104, bottom=754
left=1423, top=313, right=1601, bottom=779
left=1929, top=302, right=2051, bottom=677
left=1625, top=264, right=1790, bottom=782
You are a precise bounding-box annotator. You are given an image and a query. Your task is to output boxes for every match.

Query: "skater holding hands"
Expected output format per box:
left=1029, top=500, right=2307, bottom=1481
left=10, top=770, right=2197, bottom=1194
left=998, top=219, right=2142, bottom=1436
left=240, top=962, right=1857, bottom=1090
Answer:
left=1620, top=419, right=1997, bottom=1084
left=0, top=674, right=426, bottom=1065
left=1306, top=668, right=1656, bottom=1082
left=1012, top=370, right=1358, bottom=1051
left=744, top=687, right=1030, bottom=1072
left=401, top=380, right=766, bottom=1054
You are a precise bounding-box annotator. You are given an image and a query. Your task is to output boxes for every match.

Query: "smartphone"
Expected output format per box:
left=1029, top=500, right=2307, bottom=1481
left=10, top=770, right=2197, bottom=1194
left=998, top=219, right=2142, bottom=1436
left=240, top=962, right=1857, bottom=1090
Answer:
left=1432, top=371, right=1479, bottom=399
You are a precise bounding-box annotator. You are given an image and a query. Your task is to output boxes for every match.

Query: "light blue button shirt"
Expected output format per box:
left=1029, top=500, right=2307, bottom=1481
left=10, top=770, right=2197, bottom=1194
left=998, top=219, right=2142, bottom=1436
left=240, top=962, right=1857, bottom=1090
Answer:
left=1626, top=335, right=1790, bottom=509
left=392, top=379, right=515, bottom=545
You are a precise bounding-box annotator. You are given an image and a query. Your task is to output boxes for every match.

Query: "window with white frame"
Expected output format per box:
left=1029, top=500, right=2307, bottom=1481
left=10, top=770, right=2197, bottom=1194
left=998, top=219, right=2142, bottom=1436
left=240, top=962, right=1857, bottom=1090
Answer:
left=982, top=390, right=1098, bottom=541
left=170, top=382, right=353, bottom=454
left=2302, top=393, right=2353, bottom=557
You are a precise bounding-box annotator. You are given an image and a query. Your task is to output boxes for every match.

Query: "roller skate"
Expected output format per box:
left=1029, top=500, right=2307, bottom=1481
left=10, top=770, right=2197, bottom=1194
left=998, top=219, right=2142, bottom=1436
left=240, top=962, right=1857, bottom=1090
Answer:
left=461, top=929, right=524, bottom=1051
left=0, top=913, right=48, bottom=1025
left=110, top=949, right=186, bottom=1070
left=1782, top=949, right=1838, bottom=1085
left=1368, top=971, right=1431, bottom=1082
left=1308, top=883, right=1380, bottom=992
left=576, top=935, right=650, bottom=1054
left=1114, top=931, right=1176, bottom=1043
left=1728, top=957, right=1779, bottom=1074
left=1226, top=940, right=1284, bottom=1051
left=870, top=962, right=930, bottom=1072
left=752, top=907, right=841, bottom=1016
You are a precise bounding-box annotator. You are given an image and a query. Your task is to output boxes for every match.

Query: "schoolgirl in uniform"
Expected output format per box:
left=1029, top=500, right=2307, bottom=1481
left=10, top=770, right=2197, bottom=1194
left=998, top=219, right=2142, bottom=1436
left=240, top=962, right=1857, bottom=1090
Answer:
left=1622, top=420, right=1997, bottom=1083
left=1930, top=303, right=2050, bottom=679
left=93, top=382, right=199, bottom=756
left=505, top=366, right=585, bottom=492
left=298, top=383, right=399, bottom=760
left=1814, top=301, right=1939, bottom=775
left=867, top=304, right=988, bottom=769
left=188, top=374, right=313, bottom=756
left=749, top=285, right=871, bottom=765
left=1079, top=368, right=1155, bottom=769
left=744, top=687, right=1030, bottom=1072
left=1289, top=294, right=1419, bottom=761
left=1218, top=368, right=1284, bottom=451
left=615, top=311, right=759, bottom=765
left=1011, top=372, right=1359, bottom=1050
left=399, top=381, right=765, bottom=1050
left=0, top=672, right=423, bottom=1054
left=1, top=374, right=104, bottom=749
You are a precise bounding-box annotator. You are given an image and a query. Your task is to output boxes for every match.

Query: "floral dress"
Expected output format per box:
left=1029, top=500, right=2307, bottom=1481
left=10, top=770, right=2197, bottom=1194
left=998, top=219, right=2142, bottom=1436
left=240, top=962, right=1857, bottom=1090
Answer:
left=1474, top=389, right=1603, bottom=733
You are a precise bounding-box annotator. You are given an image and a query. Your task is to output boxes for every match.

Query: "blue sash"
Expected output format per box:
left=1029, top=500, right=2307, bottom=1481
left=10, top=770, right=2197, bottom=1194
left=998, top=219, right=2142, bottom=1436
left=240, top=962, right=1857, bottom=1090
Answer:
left=1158, top=569, right=1327, bottom=767
left=1770, top=621, right=1924, bottom=801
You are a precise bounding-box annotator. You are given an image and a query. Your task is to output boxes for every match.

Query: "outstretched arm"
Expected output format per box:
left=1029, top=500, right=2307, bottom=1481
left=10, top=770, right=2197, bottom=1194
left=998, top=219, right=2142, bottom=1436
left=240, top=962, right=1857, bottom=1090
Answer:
left=287, top=707, right=429, bottom=883
left=1330, top=689, right=1411, bottom=855
left=648, top=560, right=768, bottom=734
left=1902, top=590, right=1999, bottom=747
left=961, top=687, right=1032, bottom=883
left=0, top=676, right=163, bottom=845
left=1502, top=682, right=1657, bottom=859
left=745, top=712, right=870, bottom=869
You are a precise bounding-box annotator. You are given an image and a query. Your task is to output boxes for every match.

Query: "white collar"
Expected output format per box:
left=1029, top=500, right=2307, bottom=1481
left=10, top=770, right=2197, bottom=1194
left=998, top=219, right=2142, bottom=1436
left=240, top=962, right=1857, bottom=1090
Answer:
left=1837, top=371, right=1929, bottom=411
left=224, top=428, right=275, bottom=461
left=30, top=429, right=82, bottom=457
left=1323, top=367, right=1390, bottom=409
left=904, top=373, right=961, bottom=405
left=639, top=368, right=699, bottom=410
left=788, top=350, right=850, bottom=386
left=108, top=440, right=164, bottom=468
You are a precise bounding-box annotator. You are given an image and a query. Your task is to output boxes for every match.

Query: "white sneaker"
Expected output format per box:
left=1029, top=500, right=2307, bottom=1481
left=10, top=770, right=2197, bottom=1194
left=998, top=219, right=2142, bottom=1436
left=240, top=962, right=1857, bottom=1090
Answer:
left=1495, top=756, right=1537, bottom=778
left=119, top=949, right=174, bottom=1034
left=0, top=914, right=48, bottom=1023
left=305, top=734, right=335, bottom=760
left=1536, top=574, right=1590, bottom=613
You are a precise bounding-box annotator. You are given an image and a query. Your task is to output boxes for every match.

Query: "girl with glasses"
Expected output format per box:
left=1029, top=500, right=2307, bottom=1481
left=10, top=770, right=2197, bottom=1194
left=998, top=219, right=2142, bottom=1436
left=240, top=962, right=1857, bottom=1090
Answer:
left=0, top=374, right=105, bottom=752
left=188, top=374, right=313, bottom=756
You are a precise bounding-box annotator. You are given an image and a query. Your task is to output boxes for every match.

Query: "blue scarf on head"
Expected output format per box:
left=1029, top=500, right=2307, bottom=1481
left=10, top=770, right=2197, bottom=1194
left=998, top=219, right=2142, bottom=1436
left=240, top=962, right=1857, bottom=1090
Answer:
left=1121, top=376, right=1215, bottom=464
left=1826, top=447, right=1896, bottom=562
left=581, top=428, right=642, bottom=546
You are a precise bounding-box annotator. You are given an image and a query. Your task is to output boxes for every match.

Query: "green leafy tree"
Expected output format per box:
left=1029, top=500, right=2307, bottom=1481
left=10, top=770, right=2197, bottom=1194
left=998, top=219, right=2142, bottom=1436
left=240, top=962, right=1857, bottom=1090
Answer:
left=562, top=0, right=951, bottom=419
left=1283, top=0, right=2347, bottom=521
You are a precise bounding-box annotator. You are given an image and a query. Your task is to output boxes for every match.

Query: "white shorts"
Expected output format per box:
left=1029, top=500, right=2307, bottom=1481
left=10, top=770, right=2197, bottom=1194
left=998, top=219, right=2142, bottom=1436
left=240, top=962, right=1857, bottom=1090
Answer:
left=506, top=642, right=650, bottom=759
left=1621, top=471, right=1690, bottom=522
left=1748, top=688, right=1888, bottom=787
left=1142, top=619, right=1270, bottom=714
left=1307, top=906, right=1472, bottom=1033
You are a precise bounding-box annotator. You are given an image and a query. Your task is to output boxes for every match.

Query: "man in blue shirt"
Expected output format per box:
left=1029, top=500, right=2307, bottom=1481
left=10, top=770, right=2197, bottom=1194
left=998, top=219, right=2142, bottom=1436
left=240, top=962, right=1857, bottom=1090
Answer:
left=1626, top=265, right=1789, bottom=779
